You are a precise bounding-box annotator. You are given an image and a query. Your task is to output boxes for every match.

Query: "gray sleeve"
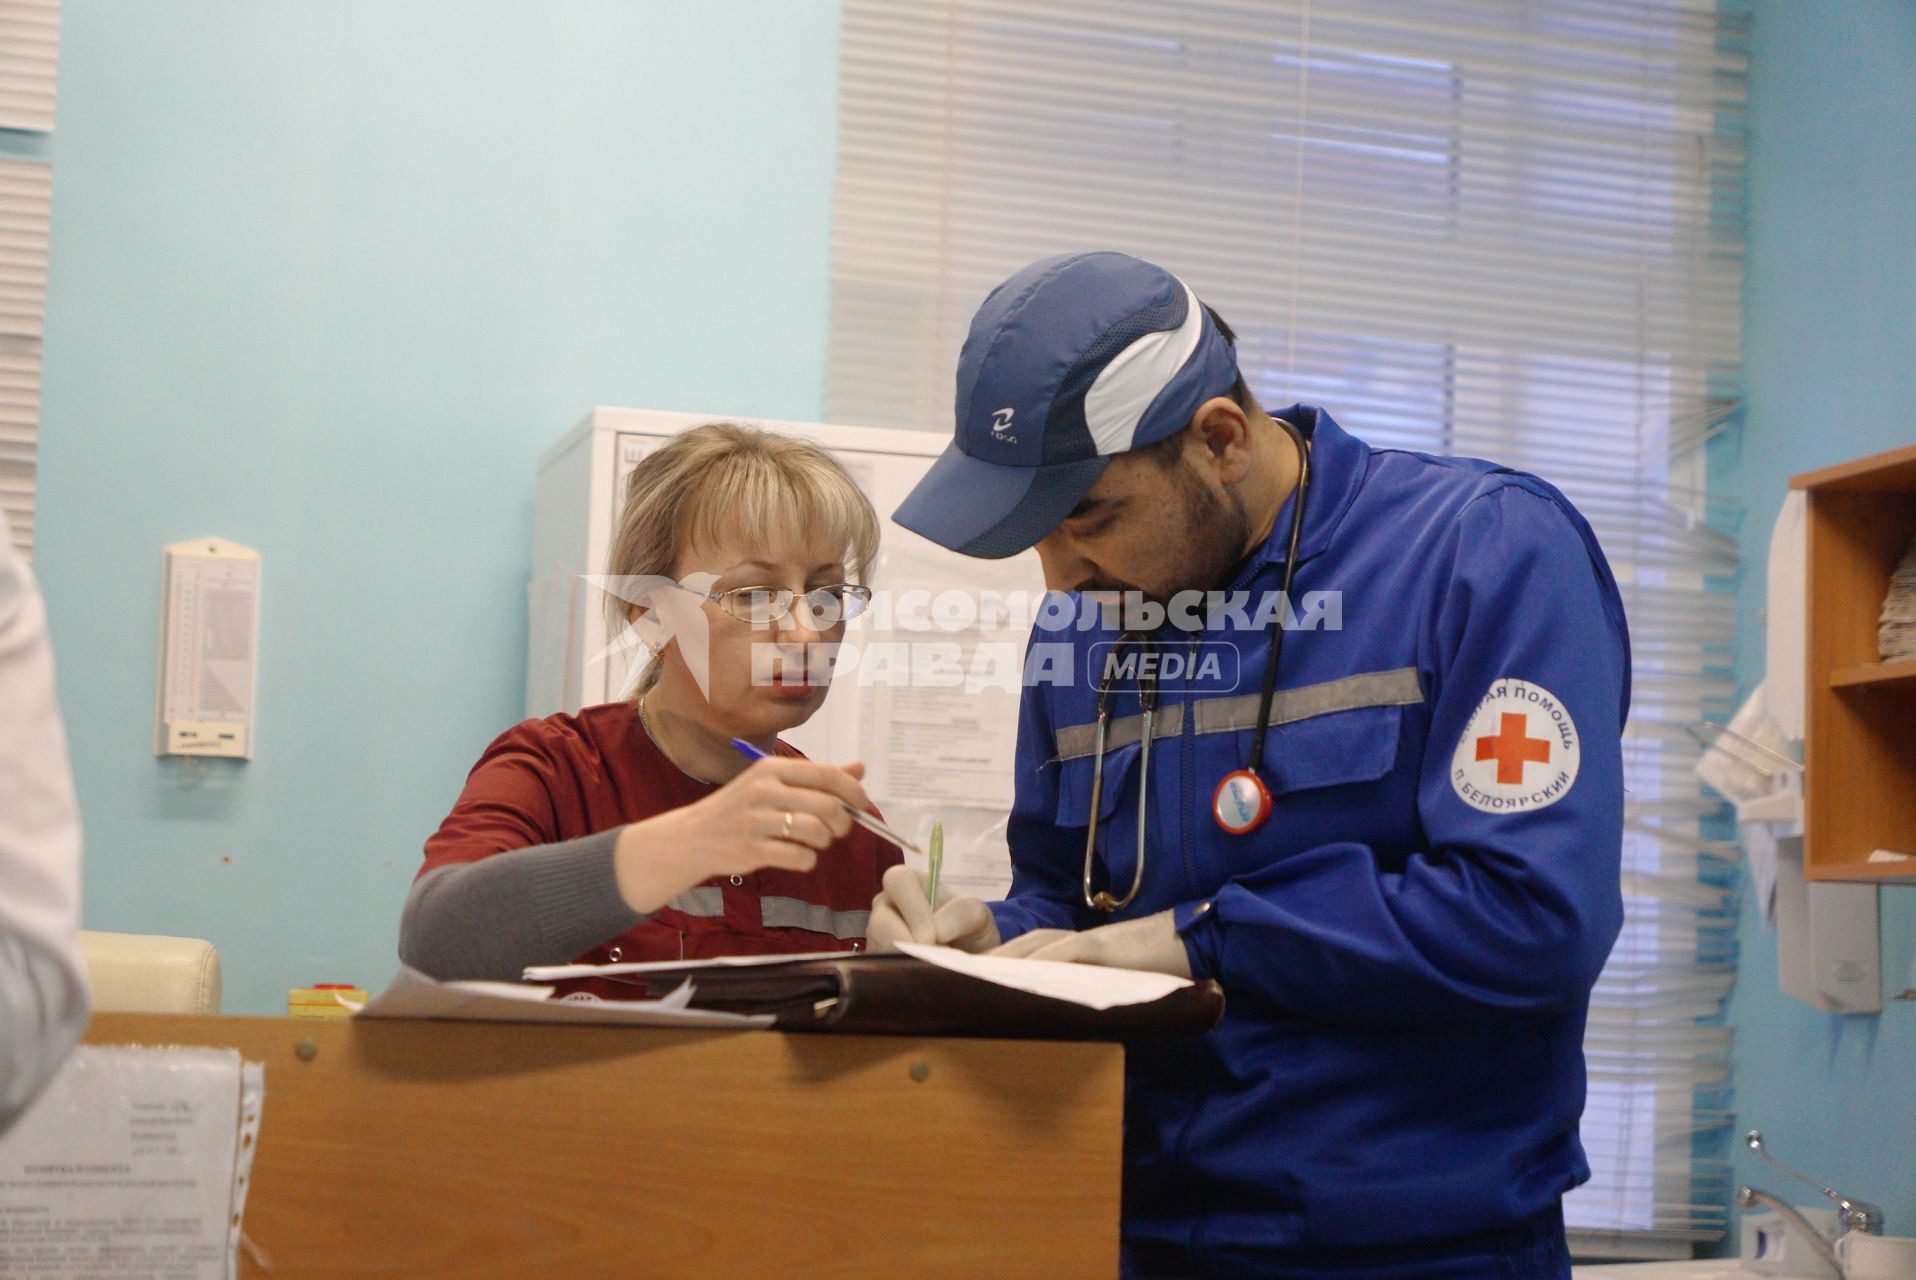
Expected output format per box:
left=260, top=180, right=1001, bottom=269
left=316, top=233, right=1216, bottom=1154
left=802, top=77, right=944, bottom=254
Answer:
left=397, top=829, right=649, bottom=982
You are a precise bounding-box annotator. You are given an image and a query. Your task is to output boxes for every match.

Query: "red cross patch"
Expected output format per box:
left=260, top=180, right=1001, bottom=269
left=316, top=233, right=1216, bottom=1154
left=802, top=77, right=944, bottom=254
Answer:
left=1475, top=712, right=1552, bottom=785
left=1450, top=680, right=1581, bottom=813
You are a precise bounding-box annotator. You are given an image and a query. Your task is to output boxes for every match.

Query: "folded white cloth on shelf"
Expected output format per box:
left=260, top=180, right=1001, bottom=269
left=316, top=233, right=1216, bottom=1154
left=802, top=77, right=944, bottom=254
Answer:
left=1881, top=534, right=1916, bottom=660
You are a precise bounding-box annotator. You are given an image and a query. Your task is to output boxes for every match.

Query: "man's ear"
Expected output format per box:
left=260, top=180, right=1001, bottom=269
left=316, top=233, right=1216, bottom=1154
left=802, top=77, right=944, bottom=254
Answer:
left=1190, top=396, right=1254, bottom=483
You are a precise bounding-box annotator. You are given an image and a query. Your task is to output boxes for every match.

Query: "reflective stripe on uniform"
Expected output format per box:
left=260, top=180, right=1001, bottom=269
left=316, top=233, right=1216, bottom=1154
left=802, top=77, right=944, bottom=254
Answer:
left=759, top=896, right=871, bottom=939
left=1054, top=666, right=1425, bottom=762
left=665, top=886, right=725, bottom=917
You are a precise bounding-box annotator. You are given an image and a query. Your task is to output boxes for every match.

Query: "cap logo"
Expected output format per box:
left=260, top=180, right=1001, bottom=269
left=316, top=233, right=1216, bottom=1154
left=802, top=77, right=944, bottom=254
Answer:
left=990, top=407, right=1016, bottom=434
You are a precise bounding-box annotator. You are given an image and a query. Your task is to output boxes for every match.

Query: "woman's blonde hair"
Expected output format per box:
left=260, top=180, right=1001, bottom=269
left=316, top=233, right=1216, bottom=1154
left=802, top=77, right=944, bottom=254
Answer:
left=606, top=422, right=880, bottom=696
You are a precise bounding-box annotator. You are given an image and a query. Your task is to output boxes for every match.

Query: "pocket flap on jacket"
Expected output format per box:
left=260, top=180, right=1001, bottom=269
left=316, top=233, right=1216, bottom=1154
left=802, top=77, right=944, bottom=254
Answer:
left=1052, top=740, right=1144, bottom=829
left=1259, top=702, right=1406, bottom=795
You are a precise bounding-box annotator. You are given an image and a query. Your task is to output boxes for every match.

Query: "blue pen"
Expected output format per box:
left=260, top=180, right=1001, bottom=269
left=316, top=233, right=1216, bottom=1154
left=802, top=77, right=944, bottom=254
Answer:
left=729, top=738, right=925, bottom=858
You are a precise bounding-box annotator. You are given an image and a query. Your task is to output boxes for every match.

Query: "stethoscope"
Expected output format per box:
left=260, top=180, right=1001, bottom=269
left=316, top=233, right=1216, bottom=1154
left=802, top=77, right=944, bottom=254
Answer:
left=1081, top=418, right=1313, bottom=912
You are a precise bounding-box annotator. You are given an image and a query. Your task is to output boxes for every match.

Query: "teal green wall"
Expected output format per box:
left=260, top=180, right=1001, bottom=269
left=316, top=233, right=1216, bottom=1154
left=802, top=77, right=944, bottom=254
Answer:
left=24, top=2, right=844, bottom=1014
left=1721, top=0, right=1916, bottom=1240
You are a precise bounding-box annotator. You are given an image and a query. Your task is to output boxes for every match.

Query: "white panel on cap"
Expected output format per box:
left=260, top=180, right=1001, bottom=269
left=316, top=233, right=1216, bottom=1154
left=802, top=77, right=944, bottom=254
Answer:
left=1083, top=281, right=1205, bottom=456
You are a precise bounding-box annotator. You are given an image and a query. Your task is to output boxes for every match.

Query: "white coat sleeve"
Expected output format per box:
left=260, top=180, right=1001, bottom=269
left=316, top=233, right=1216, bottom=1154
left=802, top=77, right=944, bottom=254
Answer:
left=0, top=526, right=90, bottom=1133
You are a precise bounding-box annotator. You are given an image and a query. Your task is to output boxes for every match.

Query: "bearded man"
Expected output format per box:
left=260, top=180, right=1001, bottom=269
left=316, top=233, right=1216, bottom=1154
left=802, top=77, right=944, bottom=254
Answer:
left=872, top=251, right=1630, bottom=1280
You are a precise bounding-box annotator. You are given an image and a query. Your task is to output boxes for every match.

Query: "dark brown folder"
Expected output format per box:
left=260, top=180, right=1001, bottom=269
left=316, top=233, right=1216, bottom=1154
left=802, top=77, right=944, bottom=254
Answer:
left=596, top=952, right=1224, bottom=1040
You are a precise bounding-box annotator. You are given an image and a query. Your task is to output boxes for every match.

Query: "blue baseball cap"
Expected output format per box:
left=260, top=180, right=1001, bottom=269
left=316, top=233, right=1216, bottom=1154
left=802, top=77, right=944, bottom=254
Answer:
left=892, top=251, right=1241, bottom=559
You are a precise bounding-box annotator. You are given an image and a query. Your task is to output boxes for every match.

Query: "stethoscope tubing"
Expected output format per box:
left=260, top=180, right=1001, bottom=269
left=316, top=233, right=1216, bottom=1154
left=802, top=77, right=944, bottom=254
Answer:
left=1080, top=418, right=1313, bottom=913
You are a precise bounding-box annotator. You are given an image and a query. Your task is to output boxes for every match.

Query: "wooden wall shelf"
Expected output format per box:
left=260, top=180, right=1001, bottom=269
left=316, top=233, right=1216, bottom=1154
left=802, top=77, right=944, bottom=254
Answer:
left=1829, top=657, right=1916, bottom=689
left=1792, top=442, right=1916, bottom=883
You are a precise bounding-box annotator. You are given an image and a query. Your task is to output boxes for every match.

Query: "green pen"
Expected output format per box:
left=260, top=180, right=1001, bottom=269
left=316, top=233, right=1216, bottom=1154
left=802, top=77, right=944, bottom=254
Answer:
left=927, top=821, right=944, bottom=915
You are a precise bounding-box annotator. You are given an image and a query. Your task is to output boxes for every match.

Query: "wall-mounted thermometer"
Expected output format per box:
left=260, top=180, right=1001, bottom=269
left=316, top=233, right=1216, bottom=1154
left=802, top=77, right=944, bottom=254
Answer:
left=155, top=537, right=260, bottom=759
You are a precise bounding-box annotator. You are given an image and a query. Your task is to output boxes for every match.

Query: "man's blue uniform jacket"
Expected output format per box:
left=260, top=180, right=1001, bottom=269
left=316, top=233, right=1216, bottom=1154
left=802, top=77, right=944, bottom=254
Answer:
left=989, top=405, right=1630, bottom=1275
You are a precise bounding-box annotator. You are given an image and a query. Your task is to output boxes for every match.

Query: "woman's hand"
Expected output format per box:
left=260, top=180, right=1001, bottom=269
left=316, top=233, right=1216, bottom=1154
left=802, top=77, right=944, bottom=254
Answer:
left=611, top=757, right=873, bottom=915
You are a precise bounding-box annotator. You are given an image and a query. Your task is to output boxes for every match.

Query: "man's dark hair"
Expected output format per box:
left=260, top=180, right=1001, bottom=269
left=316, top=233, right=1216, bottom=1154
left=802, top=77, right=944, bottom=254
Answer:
left=1135, top=302, right=1257, bottom=469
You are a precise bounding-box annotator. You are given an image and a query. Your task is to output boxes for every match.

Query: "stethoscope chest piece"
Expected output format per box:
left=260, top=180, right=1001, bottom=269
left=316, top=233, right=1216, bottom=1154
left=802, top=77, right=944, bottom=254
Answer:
left=1213, top=769, right=1273, bottom=835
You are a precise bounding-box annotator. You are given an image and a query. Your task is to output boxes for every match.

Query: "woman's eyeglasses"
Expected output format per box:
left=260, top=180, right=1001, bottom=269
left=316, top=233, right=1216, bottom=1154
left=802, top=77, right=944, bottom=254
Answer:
left=684, top=581, right=873, bottom=628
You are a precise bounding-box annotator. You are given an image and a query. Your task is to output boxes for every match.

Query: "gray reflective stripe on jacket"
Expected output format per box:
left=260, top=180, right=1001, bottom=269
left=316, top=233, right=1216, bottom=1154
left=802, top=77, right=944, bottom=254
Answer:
left=759, top=897, right=871, bottom=940
left=1053, top=666, right=1425, bottom=762
left=665, top=886, right=725, bottom=918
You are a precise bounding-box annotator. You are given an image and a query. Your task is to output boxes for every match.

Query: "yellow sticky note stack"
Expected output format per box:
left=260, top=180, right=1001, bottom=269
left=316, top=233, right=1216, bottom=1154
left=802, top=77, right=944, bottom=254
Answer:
left=288, top=984, right=366, bottom=1019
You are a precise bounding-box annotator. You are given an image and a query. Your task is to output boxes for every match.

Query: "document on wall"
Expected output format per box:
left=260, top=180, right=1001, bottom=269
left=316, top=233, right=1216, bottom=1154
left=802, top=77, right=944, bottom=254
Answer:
left=0, top=1046, right=264, bottom=1280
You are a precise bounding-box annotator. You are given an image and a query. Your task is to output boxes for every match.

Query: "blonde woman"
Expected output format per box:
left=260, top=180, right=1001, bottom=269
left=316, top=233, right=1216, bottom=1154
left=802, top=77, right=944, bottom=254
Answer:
left=400, top=423, right=898, bottom=991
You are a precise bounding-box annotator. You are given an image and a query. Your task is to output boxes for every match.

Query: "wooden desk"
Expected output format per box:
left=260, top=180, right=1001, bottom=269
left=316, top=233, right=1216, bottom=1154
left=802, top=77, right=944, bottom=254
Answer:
left=85, top=1014, right=1123, bottom=1279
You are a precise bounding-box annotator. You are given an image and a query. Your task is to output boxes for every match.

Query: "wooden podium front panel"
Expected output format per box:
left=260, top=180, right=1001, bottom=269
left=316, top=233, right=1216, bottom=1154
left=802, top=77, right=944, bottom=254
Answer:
left=85, top=1014, right=1123, bottom=1279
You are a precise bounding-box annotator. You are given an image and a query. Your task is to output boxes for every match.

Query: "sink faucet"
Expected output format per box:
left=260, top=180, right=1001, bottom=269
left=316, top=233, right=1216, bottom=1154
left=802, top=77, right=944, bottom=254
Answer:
left=1745, top=1129, right=1885, bottom=1235
left=1737, top=1129, right=1885, bottom=1279
left=1736, top=1186, right=1843, bottom=1278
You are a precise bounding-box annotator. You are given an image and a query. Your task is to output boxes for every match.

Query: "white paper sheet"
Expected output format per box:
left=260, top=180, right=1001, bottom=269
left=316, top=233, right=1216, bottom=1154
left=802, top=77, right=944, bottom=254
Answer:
left=895, top=942, right=1193, bottom=1011
left=0, top=1046, right=261, bottom=1280
left=1696, top=684, right=1794, bottom=806
left=524, top=951, right=851, bottom=980
left=1696, top=685, right=1803, bottom=930
left=1740, top=813, right=1785, bottom=928
left=530, top=946, right=1194, bottom=1013
left=354, top=965, right=774, bottom=1028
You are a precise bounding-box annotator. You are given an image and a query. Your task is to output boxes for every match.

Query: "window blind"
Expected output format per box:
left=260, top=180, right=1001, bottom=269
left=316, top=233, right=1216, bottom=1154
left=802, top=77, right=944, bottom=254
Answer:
left=0, top=0, right=56, bottom=557
left=827, top=0, right=1747, bottom=1247
left=0, top=0, right=59, bottom=132
left=0, top=156, right=49, bottom=559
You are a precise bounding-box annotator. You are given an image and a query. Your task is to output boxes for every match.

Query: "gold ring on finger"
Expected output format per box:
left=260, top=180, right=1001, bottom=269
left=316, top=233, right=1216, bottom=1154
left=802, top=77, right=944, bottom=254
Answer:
left=782, top=810, right=795, bottom=840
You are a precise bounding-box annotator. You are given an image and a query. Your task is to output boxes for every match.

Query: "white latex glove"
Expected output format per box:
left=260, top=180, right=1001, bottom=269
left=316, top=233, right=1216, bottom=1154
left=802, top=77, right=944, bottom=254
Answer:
left=866, top=865, right=1001, bottom=953
left=987, top=910, right=1191, bottom=978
